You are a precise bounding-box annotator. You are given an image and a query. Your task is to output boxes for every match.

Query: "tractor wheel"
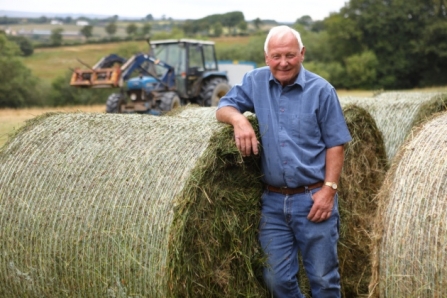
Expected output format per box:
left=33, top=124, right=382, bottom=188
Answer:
left=159, top=92, right=181, bottom=112
left=106, top=93, right=124, bottom=113
left=200, top=78, right=231, bottom=107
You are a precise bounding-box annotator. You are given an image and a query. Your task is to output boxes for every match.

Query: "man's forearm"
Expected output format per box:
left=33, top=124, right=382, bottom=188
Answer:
left=324, top=145, right=344, bottom=184
left=216, top=106, right=243, bottom=125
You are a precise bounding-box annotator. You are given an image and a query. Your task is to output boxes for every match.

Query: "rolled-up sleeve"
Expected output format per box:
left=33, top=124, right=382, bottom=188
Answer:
left=318, top=88, right=352, bottom=148
left=217, top=72, right=255, bottom=113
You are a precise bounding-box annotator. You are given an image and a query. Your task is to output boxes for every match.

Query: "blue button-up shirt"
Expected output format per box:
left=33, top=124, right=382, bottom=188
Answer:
left=217, top=65, right=352, bottom=188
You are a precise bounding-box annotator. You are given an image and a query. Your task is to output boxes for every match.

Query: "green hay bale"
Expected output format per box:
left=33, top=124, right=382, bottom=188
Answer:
left=298, top=104, right=388, bottom=297
left=0, top=110, right=268, bottom=297
left=369, top=111, right=447, bottom=298
left=339, top=92, right=447, bottom=163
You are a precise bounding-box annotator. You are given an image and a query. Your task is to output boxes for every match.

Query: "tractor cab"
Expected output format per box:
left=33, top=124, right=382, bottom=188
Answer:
left=150, top=39, right=229, bottom=106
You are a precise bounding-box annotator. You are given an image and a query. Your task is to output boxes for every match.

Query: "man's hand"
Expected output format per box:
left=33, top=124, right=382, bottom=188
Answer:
left=216, top=107, right=259, bottom=156
left=307, top=187, right=335, bottom=223
left=234, top=119, right=258, bottom=156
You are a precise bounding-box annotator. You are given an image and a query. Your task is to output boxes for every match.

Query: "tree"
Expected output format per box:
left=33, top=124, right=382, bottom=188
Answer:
left=345, top=51, right=379, bottom=89
left=141, top=23, right=151, bottom=37
left=212, top=22, right=223, bottom=37
left=221, top=11, right=245, bottom=32
left=334, top=0, right=447, bottom=88
left=6, top=35, right=34, bottom=56
left=0, top=35, right=39, bottom=108
left=296, top=15, right=313, bottom=29
left=323, top=14, right=363, bottom=63
left=105, top=21, right=117, bottom=37
left=237, top=21, right=248, bottom=34
left=418, top=20, right=447, bottom=85
left=36, top=16, right=48, bottom=24
left=80, top=25, right=93, bottom=40
left=182, top=11, right=245, bottom=36
left=0, top=34, right=21, bottom=56
left=145, top=14, right=154, bottom=21
left=253, top=18, right=263, bottom=30
left=126, top=23, right=138, bottom=37
left=0, top=16, right=20, bottom=25
left=50, top=28, right=64, bottom=46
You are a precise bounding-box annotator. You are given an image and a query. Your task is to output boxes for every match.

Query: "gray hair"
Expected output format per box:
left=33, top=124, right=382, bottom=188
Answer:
left=264, top=26, right=304, bottom=53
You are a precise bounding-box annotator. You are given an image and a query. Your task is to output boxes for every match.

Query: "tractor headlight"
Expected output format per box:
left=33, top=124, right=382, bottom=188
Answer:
left=130, top=93, right=137, bottom=101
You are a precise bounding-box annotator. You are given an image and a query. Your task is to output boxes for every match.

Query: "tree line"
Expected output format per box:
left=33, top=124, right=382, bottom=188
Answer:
left=0, top=0, right=446, bottom=108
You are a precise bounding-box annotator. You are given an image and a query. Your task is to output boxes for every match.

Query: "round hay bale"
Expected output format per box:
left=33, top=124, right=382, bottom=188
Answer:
left=339, top=104, right=388, bottom=297
left=369, top=111, right=447, bottom=297
left=298, top=104, right=388, bottom=297
left=0, top=110, right=269, bottom=297
left=339, top=92, right=447, bottom=163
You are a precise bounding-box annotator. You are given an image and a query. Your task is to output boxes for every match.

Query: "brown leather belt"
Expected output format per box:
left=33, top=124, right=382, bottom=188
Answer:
left=265, top=181, right=324, bottom=195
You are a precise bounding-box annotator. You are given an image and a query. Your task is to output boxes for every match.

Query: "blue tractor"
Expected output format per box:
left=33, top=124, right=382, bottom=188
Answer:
left=70, top=39, right=231, bottom=114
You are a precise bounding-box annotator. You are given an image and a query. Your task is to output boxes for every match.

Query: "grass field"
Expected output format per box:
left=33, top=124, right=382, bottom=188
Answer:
left=0, top=105, right=105, bottom=148
left=23, top=41, right=150, bottom=82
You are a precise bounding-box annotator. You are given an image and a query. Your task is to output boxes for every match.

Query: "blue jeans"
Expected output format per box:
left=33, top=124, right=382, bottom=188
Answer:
left=259, top=187, right=341, bottom=298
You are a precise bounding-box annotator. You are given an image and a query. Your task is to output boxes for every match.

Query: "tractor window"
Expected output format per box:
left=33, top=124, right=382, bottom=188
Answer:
left=152, top=43, right=185, bottom=73
left=188, top=45, right=204, bottom=71
left=203, top=45, right=217, bottom=70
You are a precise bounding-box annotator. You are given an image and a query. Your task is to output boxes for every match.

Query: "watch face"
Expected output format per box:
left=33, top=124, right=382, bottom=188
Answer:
left=325, top=182, right=337, bottom=190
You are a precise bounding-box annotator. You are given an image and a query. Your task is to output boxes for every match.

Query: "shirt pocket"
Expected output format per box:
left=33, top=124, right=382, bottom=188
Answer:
left=290, top=113, right=321, bottom=141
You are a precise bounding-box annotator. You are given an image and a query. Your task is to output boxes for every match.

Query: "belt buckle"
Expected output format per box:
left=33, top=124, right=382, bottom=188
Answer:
left=279, top=186, right=288, bottom=194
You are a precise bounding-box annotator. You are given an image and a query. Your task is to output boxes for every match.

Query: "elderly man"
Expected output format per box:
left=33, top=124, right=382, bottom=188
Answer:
left=216, top=26, right=351, bottom=297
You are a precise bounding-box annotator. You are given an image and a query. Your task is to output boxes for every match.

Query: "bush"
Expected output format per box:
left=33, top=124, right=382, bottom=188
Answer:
left=344, top=51, right=379, bottom=89
left=304, top=61, right=347, bottom=89
left=7, top=35, right=34, bottom=56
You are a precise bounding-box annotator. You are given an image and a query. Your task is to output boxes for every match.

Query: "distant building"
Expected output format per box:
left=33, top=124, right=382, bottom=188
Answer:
left=3, top=27, right=13, bottom=35
left=19, top=29, right=51, bottom=36
left=76, top=20, right=89, bottom=26
left=50, top=20, right=64, bottom=25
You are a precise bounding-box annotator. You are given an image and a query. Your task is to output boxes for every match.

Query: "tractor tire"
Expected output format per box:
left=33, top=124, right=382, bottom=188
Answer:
left=159, top=91, right=181, bottom=112
left=200, top=78, right=231, bottom=107
left=106, top=93, right=124, bottom=113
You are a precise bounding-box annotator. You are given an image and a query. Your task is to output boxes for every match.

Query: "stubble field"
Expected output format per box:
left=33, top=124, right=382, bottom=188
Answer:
left=0, top=105, right=105, bottom=148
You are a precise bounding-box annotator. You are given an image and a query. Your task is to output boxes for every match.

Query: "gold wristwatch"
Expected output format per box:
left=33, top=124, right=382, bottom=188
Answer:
left=324, top=181, right=338, bottom=190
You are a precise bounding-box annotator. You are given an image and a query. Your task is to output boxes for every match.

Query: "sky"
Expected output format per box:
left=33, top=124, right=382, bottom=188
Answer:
left=0, top=0, right=348, bottom=22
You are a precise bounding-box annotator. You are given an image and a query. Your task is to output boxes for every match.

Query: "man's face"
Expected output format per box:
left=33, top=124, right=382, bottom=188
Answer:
left=265, top=33, right=305, bottom=87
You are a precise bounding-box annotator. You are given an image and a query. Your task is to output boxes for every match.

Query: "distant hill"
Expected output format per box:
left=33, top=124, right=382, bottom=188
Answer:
left=0, top=10, right=286, bottom=23
left=0, top=10, right=141, bottom=20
